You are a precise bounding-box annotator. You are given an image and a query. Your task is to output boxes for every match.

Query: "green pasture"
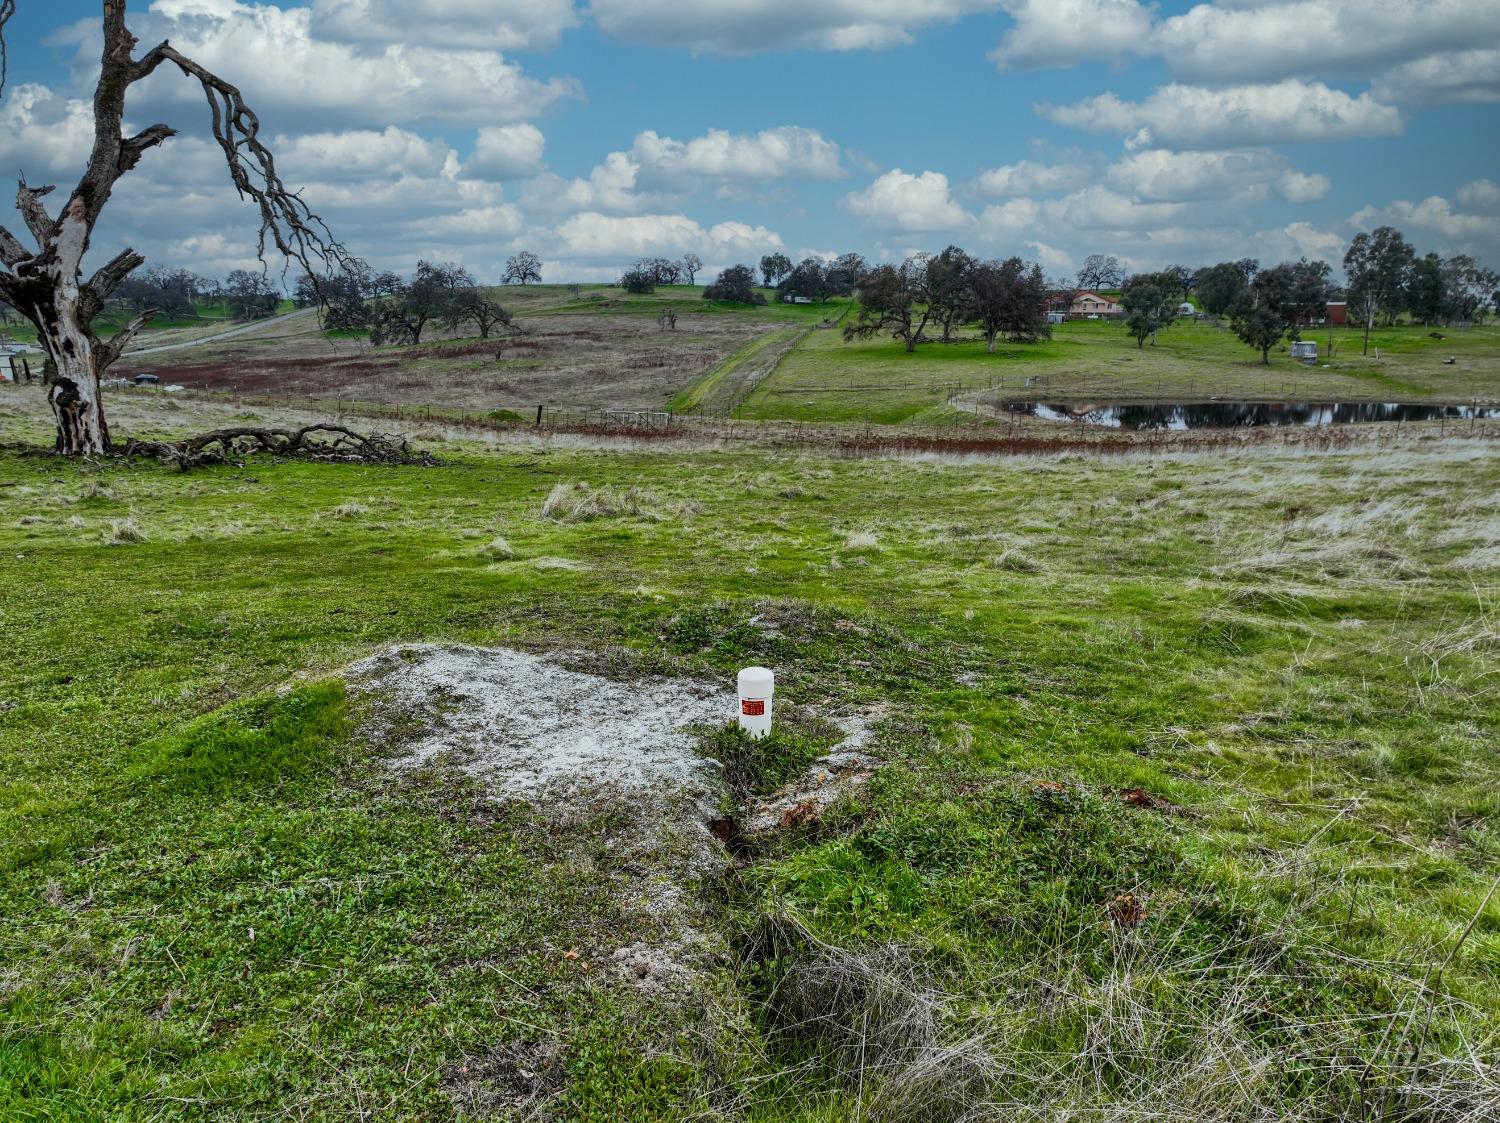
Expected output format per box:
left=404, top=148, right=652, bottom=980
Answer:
left=0, top=396, right=1495, bottom=1118
left=738, top=318, right=1500, bottom=424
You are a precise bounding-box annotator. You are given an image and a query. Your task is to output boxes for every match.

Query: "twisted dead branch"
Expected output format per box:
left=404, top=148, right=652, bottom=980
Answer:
left=122, top=424, right=436, bottom=470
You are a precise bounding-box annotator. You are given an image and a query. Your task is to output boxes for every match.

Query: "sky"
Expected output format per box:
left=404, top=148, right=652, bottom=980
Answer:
left=2, top=0, right=1498, bottom=285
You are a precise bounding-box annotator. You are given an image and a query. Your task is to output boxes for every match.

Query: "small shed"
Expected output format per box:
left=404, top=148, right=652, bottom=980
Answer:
left=133, top=372, right=160, bottom=386
left=1177, top=302, right=1195, bottom=317
left=1326, top=301, right=1347, bottom=325
left=1046, top=311, right=1066, bottom=325
left=1290, top=341, right=1317, bottom=363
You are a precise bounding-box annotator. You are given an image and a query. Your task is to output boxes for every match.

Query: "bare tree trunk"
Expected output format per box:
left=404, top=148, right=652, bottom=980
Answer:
left=0, top=0, right=346, bottom=455
left=46, top=333, right=109, bottom=455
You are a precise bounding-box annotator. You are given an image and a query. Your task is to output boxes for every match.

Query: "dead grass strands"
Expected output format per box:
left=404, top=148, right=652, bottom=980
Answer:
left=105, top=518, right=147, bottom=545
left=740, top=909, right=1499, bottom=1123
left=540, top=481, right=698, bottom=523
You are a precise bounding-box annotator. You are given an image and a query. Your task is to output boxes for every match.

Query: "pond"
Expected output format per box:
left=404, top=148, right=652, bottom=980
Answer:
left=998, top=401, right=1498, bottom=430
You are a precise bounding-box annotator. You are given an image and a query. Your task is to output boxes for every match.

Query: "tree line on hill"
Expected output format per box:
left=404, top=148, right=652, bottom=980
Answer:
left=619, top=254, right=705, bottom=293
left=21, top=224, right=1490, bottom=365
left=293, top=258, right=520, bottom=344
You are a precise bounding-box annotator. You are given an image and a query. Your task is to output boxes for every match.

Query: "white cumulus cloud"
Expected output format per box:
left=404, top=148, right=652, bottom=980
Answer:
left=1154, top=0, right=1500, bottom=87
left=1352, top=190, right=1500, bottom=258
left=588, top=0, right=1001, bottom=53
left=1455, top=179, right=1500, bottom=213
left=1106, top=149, right=1330, bottom=204
left=630, top=127, right=843, bottom=189
left=976, top=158, right=1093, bottom=196
left=842, top=169, right=971, bottom=232
left=124, top=0, right=579, bottom=128
left=0, top=83, right=96, bottom=181
left=553, top=212, right=782, bottom=259
left=1372, top=48, right=1500, bottom=107
left=309, top=0, right=579, bottom=50
left=990, top=0, right=1152, bottom=69
left=468, top=124, right=548, bottom=180
left=1039, top=81, right=1403, bottom=149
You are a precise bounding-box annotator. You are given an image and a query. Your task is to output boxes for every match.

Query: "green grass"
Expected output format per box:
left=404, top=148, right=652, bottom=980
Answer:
left=738, top=318, right=1500, bottom=424
left=536, top=284, right=852, bottom=327
left=1, top=425, right=1496, bottom=1118
left=2, top=299, right=292, bottom=346
left=668, top=326, right=807, bottom=414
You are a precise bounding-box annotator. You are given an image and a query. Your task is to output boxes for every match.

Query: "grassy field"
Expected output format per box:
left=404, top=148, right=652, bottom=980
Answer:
left=1, top=382, right=1496, bottom=1120
left=531, top=284, right=852, bottom=329
left=738, top=319, right=1500, bottom=425
left=3, top=300, right=297, bottom=350
left=23, top=286, right=1486, bottom=434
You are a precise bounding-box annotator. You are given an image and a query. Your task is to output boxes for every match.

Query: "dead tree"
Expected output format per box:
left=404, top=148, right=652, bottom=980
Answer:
left=0, top=1, right=347, bottom=456
left=124, top=425, right=436, bottom=471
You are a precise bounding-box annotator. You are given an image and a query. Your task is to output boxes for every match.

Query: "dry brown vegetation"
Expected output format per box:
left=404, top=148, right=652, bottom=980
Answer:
left=117, top=312, right=779, bottom=413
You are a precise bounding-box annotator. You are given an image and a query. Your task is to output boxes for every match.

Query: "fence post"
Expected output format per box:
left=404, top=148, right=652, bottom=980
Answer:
left=535, top=404, right=543, bottom=429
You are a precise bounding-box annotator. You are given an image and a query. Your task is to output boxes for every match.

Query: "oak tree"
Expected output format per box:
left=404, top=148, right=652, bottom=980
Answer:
left=843, top=256, right=934, bottom=354
left=503, top=250, right=542, bottom=285
left=968, top=257, right=1049, bottom=352
left=760, top=252, right=792, bottom=288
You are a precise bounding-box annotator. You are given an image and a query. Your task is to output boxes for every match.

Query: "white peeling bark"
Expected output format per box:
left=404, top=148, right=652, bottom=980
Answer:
left=38, top=199, right=109, bottom=454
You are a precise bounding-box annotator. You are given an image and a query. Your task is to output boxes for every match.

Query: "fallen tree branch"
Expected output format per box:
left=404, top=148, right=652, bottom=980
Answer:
left=121, top=424, right=437, bottom=470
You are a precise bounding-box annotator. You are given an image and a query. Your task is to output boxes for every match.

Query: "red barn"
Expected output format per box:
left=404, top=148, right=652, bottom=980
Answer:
left=1326, top=301, right=1348, bottom=325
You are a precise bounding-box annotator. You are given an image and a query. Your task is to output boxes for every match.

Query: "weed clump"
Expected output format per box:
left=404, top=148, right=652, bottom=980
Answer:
left=478, top=536, right=516, bottom=559
left=329, top=501, right=370, bottom=519
left=540, top=481, right=696, bottom=522
left=105, top=518, right=147, bottom=545
left=843, top=530, right=880, bottom=552
left=78, top=480, right=115, bottom=502
left=746, top=915, right=995, bottom=1123
left=991, top=548, right=1041, bottom=572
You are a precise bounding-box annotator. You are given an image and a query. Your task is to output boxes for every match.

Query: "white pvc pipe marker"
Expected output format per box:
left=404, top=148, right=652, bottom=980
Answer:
left=737, top=666, right=774, bottom=739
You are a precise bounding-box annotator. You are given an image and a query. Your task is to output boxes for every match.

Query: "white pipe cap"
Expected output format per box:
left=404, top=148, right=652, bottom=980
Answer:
left=738, top=666, right=774, bottom=695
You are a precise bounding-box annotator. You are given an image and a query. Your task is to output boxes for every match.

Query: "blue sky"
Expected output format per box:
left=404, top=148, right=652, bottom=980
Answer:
left=3, top=0, right=1498, bottom=284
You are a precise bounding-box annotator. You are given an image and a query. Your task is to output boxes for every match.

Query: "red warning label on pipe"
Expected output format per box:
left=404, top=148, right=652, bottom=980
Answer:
left=741, top=699, right=765, bottom=716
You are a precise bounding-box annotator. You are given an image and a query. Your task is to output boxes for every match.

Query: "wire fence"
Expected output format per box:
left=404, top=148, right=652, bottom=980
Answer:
left=176, top=388, right=1500, bottom=459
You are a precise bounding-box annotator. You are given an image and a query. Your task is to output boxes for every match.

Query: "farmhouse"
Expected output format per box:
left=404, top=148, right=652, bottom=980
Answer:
left=1069, top=290, right=1123, bottom=319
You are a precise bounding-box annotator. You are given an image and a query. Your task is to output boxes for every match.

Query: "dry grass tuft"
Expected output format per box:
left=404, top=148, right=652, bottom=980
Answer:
left=991, top=548, right=1041, bottom=573
left=329, top=501, right=370, bottom=519
left=78, top=480, right=114, bottom=501
left=539, top=481, right=696, bottom=523
left=479, top=536, right=517, bottom=559
left=105, top=518, right=148, bottom=545
left=843, top=530, right=881, bottom=552
left=749, top=914, right=996, bottom=1123
left=532, top=556, right=589, bottom=571
left=741, top=907, right=1499, bottom=1123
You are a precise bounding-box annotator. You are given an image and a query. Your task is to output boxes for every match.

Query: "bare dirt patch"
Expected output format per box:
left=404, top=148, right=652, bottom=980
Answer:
left=346, top=643, right=883, bottom=997
left=350, top=644, right=730, bottom=814
left=349, top=644, right=735, bottom=995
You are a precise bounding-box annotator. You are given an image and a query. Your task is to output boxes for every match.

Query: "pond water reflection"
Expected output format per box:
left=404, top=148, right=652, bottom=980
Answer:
left=999, top=401, right=1498, bottom=430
